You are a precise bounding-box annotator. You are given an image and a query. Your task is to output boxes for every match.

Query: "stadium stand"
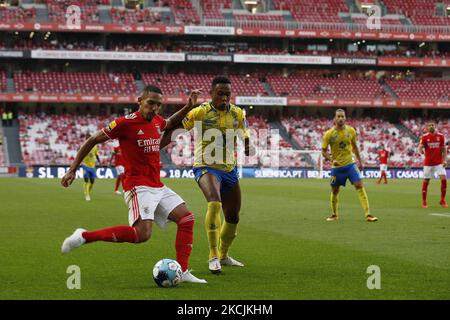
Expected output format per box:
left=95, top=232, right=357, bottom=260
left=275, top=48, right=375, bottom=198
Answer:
left=0, top=6, right=36, bottom=22
left=17, top=110, right=430, bottom=168
left=14, top=71, right=137, bottom=95
left=201, top=0, right=230, bottom=21
left=141, top=73, right=267, bottom=97
left=272, top=0, right=348, bottom=23
left=46, top=0, right=100, bottom=23
left=18, top=113, right=115, bottom=166
left=110, top=7, right=164, bottom=25
left=385, top=79, right=450, bottom=100
left=383, top=0, right=450, bottom=26
left=267, top=74, right=388, bottom=99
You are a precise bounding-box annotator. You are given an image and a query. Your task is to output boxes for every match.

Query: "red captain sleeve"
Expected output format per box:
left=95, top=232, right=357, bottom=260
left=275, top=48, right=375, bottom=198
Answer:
left=103, top=116, right=125, bottom=140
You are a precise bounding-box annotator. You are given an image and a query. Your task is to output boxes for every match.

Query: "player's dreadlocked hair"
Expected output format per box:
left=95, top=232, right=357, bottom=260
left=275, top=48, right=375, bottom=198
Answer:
left=211, top=76, right=231, bottom=88
left=141, top=85, right=163, bottom=96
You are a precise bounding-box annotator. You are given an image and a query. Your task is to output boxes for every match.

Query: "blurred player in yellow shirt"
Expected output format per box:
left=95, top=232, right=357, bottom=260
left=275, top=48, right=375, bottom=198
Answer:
left=322, top=109, right=378, bottom=222
left=182, top=76, right=253, bottom=273
left=81, top=133, right=101, bottom=201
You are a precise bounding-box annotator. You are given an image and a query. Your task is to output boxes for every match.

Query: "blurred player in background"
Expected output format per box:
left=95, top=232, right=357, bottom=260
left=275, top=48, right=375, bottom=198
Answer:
left=182, top=76, right=253, bottom=274
left=377, top=143, right=389, bottom=184
left=60, top=85, right=206, bottom=284
left=418, top=122, right=447, bottom=208
left=322, top=109, right=378, bottom=222
left=81, top=133, right=100, bottom=201
left=110, top=144, right=125, bottom=195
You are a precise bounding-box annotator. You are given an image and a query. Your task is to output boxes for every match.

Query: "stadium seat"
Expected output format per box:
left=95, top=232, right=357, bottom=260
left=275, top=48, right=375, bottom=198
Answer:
left=18, top=113, right=116, bottom=166
left=14, top=71, right=137, bottom=95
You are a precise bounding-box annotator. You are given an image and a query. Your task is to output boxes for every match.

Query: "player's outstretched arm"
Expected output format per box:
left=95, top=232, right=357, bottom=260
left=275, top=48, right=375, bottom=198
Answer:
left=165, top=89, right=202, bottom=131
left=61, top=130, right=110, bottom=188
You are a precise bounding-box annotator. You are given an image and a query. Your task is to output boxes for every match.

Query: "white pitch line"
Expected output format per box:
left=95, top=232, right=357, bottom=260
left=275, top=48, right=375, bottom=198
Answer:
left=429, top=213, right=450, bottom=218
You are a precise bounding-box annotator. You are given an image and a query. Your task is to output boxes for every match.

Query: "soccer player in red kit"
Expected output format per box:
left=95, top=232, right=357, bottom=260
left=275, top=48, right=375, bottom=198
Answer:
left=377, top=144, right=389, bottom=184
left=60, top=85, right=206, bottom=284
left=418, top=122, right=448, bottom=208
left=109, top=144, right=125, bottom=195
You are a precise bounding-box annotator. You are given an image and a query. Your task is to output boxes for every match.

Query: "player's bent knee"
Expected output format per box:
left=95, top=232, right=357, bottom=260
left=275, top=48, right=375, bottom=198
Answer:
left=137, top=229, right=152, bottom=243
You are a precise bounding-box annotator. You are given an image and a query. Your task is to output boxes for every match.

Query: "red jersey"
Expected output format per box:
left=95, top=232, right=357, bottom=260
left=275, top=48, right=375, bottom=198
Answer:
left=378, top=149, right=389, bottom=165
left=420, top=132, right=445, bottom=166
left=103, top=111, right=166, bottom=191
left=113, top=146, right=124, bottom=166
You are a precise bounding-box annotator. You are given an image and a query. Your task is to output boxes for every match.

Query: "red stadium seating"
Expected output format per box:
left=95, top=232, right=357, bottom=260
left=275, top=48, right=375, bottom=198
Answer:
left=0, top=6, right=36, bottom=22
left=19, top=113, right=115, bottom=166
left=386, top=79, right=450, bottom=100
left=267, top=75, right=388, bottom=99
left=382, top=0, right=450, bottom=26
left=201, top=0, right=230, bottom=21
left=110, top=7, right=163, bottom=25
left=46, top=0, right=100, bottom=23
left=14, top=71, right=137, bottom=95
left=157, top=0, right=200, bottom=25
left=141, top=73, right=267, bottom=97
left=272, top=0, right=348, bottom=23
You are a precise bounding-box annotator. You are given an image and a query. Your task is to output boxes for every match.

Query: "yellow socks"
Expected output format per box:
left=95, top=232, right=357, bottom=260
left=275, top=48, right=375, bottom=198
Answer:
left=331, top=192, right=339, bottom=216
left=89, top=182, right=94, bottom=192
left=84, top=182, right=91, bottom=196
left=205, top=201, right=222, bottom=259
left=219, top=221, right=238, bottom=260
left=357, top=187, right=370, bottom=217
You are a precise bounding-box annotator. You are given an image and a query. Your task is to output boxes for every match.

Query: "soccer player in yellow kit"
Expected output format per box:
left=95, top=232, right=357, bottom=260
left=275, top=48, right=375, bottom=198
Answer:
left=81, top=133, right=101, bottom=201
left=322, top=109, right=378, bottom=222
left=182, top=76, right=252, bottom=273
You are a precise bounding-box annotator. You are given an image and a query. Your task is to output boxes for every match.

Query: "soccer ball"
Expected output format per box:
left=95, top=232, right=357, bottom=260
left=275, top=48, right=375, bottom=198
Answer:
left=152, top=258, right=183, bottom=288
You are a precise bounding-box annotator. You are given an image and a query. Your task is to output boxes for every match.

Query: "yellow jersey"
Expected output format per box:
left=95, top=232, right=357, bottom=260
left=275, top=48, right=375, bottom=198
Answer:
left=82, top=145, right=99, bottom=169
left=182, top=102, right=250, bottom=172
left=322, top=125, right=357, bottom=168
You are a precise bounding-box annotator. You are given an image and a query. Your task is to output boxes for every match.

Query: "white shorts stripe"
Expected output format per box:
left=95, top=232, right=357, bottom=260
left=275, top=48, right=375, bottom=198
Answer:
left=124, top=186, right=185, bottom=228
left=131, top=188, right=139, bottom=222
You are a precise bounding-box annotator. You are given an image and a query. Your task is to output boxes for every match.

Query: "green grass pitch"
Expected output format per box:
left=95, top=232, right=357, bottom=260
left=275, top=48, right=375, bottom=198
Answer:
left=1, top=178, right=450, bottom=299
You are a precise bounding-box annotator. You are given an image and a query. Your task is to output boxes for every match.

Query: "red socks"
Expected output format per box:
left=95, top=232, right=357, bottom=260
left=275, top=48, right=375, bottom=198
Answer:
left=422, top=180, right=429, bottom=204
left=441, top=179, right=447, bottom=202
left=82, top=226, right=139, bottom=243
left=114, top=175, right=124, bottom=192
left=80, top=212, right=195, bottom=272
left=175, top=213, right=195, bottom=272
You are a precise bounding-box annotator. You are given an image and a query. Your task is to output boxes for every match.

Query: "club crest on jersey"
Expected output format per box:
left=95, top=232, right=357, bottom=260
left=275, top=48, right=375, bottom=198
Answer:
left=125, top=113, right=138, bottom=120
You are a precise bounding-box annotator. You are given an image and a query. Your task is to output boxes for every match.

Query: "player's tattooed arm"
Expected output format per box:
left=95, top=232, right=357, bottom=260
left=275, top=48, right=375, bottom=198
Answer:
left=165, top=89, right=202, bottom=131
left=61, top=130, right=110, bottom=187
